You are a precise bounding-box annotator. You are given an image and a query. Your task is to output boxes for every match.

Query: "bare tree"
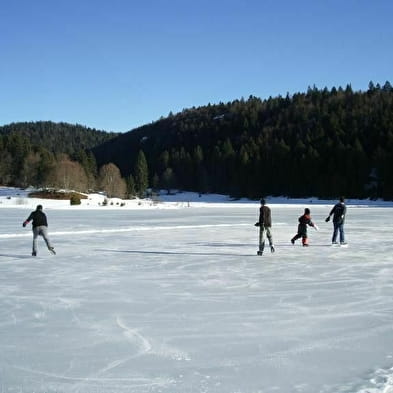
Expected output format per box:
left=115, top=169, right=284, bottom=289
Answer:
left=98, top=163, right=126, bottom=198
left=48, top=154, right=88, bottom=191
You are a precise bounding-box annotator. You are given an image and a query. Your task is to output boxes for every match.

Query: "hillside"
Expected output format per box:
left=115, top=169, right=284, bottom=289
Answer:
left=0, top=121, right=118, bottom=155
left=0, top=121, right=118, bottom=191
left=1, top=83, right=393, bottom=200
left=92, top=82, right=393, bottom=200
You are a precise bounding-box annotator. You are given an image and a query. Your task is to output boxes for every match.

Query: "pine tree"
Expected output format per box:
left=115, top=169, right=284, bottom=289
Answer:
left=36, top=149, right=56, bottom=187
left=134, top=150, right=149, bottom=196
left=162, top=167, right=176, bottom=193
left=152, top=173, right=160, bottom=190
left=126, top=174, right=136, bottom=198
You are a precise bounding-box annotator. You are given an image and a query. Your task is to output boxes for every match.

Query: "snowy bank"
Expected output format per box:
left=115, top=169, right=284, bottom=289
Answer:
left=1, top=187, right=393, bottom=210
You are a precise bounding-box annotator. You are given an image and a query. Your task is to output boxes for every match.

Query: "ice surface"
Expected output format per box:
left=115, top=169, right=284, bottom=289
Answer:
left=1, top=192, right=393, bottom=392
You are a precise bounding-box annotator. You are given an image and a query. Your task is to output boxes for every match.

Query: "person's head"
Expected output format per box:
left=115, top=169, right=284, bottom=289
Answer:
left=36, top=205, right=43, bottom=211
left=304, top=208, right=310, bottom=215
left=339, top=196, right=345, bottom=203
left=260, top=198, right=266, bottom=205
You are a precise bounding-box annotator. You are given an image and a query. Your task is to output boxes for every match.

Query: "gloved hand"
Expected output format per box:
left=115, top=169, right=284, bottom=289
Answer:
left=325, top=216, right=330, bottom=222
left=254, top=222, right=260, bottom=227
left=22, top=221, right=27, bottom=227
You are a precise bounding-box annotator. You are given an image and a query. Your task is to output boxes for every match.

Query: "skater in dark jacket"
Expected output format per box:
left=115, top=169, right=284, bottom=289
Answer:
left=291, top=208, right=318, bottom=247
left=23, top=205, right=56, bottom=256
left=255, top=198, right=274, bottom=255
left=325, top=197, right=347, bottom=245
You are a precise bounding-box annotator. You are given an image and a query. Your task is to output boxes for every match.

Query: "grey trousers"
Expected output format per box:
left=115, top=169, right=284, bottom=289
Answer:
left=259, top=226, right=273, bottom=252
left=32, top=226, right=52, bottom=253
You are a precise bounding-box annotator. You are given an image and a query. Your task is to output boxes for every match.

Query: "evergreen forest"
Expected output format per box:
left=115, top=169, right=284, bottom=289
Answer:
left=0, top=122, right=118, bottom=194
left=1, top=82, right=393, bottom=200
left=93, top=82, right=393, bottom=200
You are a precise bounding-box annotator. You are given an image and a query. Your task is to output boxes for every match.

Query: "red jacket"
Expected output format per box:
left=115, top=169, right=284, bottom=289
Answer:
left=297, top=214, right=315, bottom=235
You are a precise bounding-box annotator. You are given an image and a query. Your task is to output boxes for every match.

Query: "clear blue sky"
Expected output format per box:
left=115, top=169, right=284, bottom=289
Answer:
left=1, top=0, right=392, bottom=133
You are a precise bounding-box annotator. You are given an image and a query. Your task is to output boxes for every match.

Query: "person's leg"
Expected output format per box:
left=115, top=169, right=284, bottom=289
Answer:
left=332, top=222, right=339, bottom=243
left=302, top=235, right=309, bottom=246
left=39, top=226, right=54, bottom=251
left=259, top=227, right=266, bottom=252
left=266, top=227, right=274, bottom=252
left=339, top=223, right=345, bottom=243
left=266, top=227, right=273, bottom=246
left=291, top=233, right=301, bottom=243
left=32, top=227, right=39, bottom=255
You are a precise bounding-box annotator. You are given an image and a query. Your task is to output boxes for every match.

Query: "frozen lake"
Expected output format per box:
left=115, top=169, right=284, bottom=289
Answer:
left=1, top=204, right=393, bottom=392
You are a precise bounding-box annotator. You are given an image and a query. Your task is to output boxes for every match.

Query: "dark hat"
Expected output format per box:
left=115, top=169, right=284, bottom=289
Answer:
left=36, top=205, right=43, bottom=210
left=260, top=198, right=266, bottom=205
left=304, top=208, right=310, bottom=214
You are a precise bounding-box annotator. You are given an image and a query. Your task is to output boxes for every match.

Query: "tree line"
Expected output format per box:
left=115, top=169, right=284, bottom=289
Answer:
left=0, top=130, right=150, bottom=198
left=0, top=122, right=130, bottom=197
left=2, top=82, right=393, bottom=200
left=93, top=81, right=393, bottom=200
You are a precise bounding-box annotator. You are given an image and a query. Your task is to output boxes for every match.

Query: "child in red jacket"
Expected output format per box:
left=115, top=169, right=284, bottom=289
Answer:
left=291, top=208, right=318, bottom=246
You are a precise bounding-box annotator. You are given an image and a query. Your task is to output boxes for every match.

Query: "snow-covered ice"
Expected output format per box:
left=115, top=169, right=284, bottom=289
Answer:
left=1, top=188, right=393, bottom=392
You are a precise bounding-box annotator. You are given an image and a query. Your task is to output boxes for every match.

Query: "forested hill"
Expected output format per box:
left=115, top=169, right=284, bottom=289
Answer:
left=92, top=82, right=393, bottom=200
left=0, top=121, right=119, bottom=192
left=0, top=121, right=118, bottom=155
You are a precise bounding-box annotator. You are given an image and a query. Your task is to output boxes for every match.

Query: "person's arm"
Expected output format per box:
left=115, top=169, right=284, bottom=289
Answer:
left=310, top=219, right=319, bottom=230
left=23, top=213, right=33, bottom=227
left=255, top=208, right=261, bottom=226
left=325, top=205, right=335, bottom=222
left=341, top=205, right=347, bottom=222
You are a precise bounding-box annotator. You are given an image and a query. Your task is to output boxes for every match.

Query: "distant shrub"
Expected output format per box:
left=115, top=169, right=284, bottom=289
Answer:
left=29, top=189, right=88, bottom=201
left=70, top=195, right=81, bottom=205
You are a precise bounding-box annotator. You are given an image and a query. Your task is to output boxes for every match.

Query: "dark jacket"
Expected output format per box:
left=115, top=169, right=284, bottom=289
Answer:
left=329, top=202, right=346, bottom=224
left=259, top=205, right=272, bottom=227
left=24, top=210, right=48, bottom=228
left=297, top=214, right=315, bottom=236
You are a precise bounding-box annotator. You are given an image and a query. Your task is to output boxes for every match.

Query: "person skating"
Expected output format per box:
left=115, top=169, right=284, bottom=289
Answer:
left=291, top=208, right=318, bottom=246
left=255, top=198, right=274, bottom=255
left=23, top=205, right=56, bottom=256
left=325, top=196, right=347, bottom=245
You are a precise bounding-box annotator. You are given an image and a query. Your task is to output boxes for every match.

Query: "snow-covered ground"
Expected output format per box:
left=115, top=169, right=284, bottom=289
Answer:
left=2, top=187, right=393, bottom=210
left=1, top=188, right=393, bottom=393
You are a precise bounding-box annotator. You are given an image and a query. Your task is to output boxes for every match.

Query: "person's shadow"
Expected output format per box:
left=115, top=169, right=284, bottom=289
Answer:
left=96, top=249, right=256, bottom=257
